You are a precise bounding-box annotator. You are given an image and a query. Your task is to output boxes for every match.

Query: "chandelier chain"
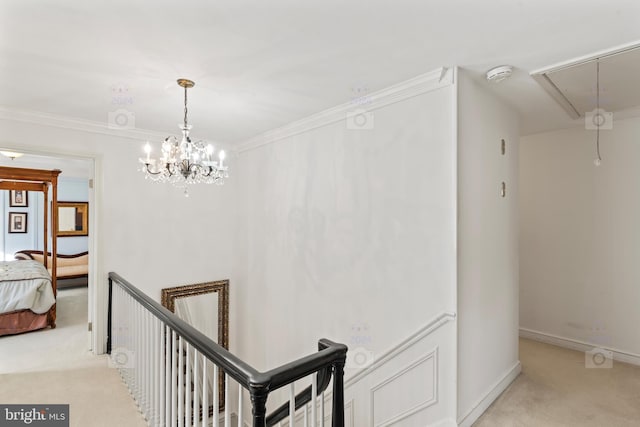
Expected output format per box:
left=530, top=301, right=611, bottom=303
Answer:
left=184, top=85, right=188, bottom=129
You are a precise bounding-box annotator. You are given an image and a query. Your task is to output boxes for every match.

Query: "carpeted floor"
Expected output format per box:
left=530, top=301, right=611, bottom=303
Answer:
left=3, top=292, right=639, bottom=426
left=0, top=287, right=95, bottom=374
left=0, top=287, right=146, bottom=426
left=475, top=338, right=640, bottom=426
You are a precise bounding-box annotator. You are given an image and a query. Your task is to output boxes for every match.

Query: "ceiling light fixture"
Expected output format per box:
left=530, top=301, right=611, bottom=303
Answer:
left=0, top=151, right=24, bottom=160
left=486, top=65, right=513, bottom=83
left=140, top=79, right=228, bottom=196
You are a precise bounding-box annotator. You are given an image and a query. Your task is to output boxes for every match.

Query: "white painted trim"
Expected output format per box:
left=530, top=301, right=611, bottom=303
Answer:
left=235, top=67, right=454, bottom=153
left=370, top=348, right=439, bottom=427
left=519, top=328, right=640, bottom=367
left=0, top=106, right=175, bottom=142
left=345, top=312, right=456, bottom=389
left=529, top=39, right=640, bottom=75
left=456, top=361, right=521, bottom=427
left=0, top=144, right=104, bottom=355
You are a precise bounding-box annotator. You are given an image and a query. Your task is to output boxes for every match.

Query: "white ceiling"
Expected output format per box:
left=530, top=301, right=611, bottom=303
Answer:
left=2, top=0, right=640, bottom=145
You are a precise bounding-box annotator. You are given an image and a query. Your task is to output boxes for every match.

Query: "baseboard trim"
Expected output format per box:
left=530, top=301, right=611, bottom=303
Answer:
left=457, top=361, right=521, bottom=427
left=519, top=328, right=640, bottom=367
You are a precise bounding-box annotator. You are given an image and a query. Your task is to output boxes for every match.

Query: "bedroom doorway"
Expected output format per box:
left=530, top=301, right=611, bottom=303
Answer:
left=0, top=151, right=96, bottom=371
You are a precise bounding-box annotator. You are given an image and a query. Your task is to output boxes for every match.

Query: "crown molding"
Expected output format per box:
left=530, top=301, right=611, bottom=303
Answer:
left=0, top=66, right=453, bottom=153
left=0, top=106, right=169, bottom=142
left=236, top=67, right=454, bottom=153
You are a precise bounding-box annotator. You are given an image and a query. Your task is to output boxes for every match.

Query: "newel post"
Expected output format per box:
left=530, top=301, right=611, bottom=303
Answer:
left=250, top=387, right=269, bottom=427
left=332, top=359, right=346, bottom=427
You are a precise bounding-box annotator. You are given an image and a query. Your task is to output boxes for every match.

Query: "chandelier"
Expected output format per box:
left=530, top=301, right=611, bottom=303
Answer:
left=140, top=79, right=228, bottom=195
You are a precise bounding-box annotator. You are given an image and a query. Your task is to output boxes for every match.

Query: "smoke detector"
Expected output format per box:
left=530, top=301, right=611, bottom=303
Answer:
left=486, top=65, right=514, bottom=83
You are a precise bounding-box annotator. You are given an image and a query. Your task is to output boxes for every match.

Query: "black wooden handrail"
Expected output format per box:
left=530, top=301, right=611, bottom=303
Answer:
left=107, top=272, right=348, bottom=426
left=266, top=343, right=334, bottom=426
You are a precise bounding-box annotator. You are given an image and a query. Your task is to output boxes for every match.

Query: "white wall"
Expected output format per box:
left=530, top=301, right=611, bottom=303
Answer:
left=1, top=177, right=89, bottom=259
left=0, top=118, right=237, bottom=353
left=234, top=72, right=458, bottom=424
left=456, top=69, right=520, bottom=425
left=520, top=117, right=640, bottom=360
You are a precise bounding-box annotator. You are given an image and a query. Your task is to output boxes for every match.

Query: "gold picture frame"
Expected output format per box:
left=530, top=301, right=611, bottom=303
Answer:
left=57, top=201, right=89, bottom=237
left=161, top=280, right=229, bottom=415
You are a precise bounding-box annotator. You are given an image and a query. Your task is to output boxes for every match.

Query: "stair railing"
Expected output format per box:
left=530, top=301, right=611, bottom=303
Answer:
left=107, top=272, right=347, bottom=427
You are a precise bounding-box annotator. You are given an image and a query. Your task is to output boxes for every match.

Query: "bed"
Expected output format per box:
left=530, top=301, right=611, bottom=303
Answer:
left=0, top=260, right=56, bottom=336
left=0, top=166, right=61, bottom=336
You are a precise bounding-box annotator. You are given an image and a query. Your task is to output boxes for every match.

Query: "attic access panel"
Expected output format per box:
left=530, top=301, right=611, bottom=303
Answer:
left=532, top=44, right=640, bottom=119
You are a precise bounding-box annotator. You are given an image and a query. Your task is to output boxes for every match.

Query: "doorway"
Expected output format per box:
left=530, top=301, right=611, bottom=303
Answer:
left=0, top=151, right=97, bottom=372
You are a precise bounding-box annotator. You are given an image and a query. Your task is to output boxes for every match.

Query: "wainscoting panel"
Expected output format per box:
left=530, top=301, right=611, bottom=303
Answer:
left=371, top=349, right=438, bottom=426
left=320, top=312, right=457, bottom=426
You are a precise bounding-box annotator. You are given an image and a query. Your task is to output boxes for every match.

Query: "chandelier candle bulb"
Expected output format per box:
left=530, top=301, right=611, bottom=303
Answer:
left=144, top=142, right=151, bottom=163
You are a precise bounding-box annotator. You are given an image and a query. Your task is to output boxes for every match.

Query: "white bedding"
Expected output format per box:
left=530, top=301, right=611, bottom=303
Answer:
left=0, top=260, right=55, bottom=315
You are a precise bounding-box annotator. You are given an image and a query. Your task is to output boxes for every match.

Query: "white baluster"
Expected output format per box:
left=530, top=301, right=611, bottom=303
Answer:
left=289, top=383, right=295, bottom=427
left=320, top=392, right=325, bottom=427
left=304, top=402, right=308, bottom=427
left=144, top=310, right=149, bottom=419
left=178, top=337, right=184, bottom=427
left=193, top=349, right=199, bottom=427
left=212, top=365, right=219, bottom=427
left=237, top=385, right=243, bottom=427
left=224, top=373, right=230, bottom=427
left=165, top=326, right=171, bottom=426
left=186, top=343, right=191, bottom=427
left=136, top=300, right=141, bottom=404
left=158, top=320, right=164, bottom=427
left=171, top=330, right=178, bottom=427
left=202, top=356, right=209, bottom=427
left=311, top=374, right=317, bottom=427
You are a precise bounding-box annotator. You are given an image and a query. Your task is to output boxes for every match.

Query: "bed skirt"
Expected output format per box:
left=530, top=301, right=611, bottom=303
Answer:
left=0, top=308, right=53, bottom=337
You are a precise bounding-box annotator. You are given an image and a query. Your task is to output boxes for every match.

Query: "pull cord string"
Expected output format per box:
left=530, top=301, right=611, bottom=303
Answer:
left=596, top=59, right=602, bottom=163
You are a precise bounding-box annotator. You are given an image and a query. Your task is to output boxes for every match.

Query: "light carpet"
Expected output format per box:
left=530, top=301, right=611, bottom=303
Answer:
left=474, top=338, right=640, bottom=426
left=0, top=286, right=146, bottom=426
left=0, top=287, right=95, bottom=374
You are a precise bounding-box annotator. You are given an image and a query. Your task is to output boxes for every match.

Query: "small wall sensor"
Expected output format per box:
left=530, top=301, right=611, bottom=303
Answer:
left=486, top=65, right=513, bottom=83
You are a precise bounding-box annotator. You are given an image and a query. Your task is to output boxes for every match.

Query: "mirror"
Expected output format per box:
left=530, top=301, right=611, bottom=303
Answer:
left=57, top=201, right=89, bottom=237
left=161, top=280, right=229, bottom=415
